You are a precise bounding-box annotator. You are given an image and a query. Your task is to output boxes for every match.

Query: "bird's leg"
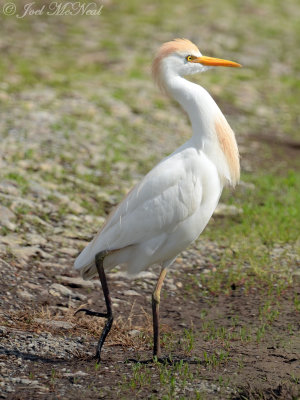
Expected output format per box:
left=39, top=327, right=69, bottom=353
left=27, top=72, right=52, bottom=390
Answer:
left=75, top=250, right=113, bottom=363
left=94, top=251, right=114, bottom=362
left=152, top=267, right=167, bottom=359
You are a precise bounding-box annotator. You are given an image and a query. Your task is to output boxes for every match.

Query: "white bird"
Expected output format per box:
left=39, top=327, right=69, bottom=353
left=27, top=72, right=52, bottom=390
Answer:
left=74, top=38, right=241, bottom=362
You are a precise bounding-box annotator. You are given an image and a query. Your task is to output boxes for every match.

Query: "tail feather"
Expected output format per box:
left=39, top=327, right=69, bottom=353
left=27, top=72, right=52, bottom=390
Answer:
left=74, top=239, right=99, bottom=280
left=78, top=260, right=98, bottom=280
left=74, top=244, right=136, bottom=280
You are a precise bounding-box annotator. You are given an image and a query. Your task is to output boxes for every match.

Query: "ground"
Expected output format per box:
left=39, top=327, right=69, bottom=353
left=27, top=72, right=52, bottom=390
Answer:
left=0, top=0, right=299, bottom=399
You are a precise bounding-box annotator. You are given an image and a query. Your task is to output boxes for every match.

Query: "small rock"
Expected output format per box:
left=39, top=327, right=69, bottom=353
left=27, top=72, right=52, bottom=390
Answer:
left=68, top=201, right=85, bottom=214
left=8, top=196, right=39, bottom=211
left=24, top=214, right=52, bottom=228
left=49, top=283, right=86, bottom=301
left=109, top=270, right=157, bottom=281
left=55, top=275, right=95, bottom=289
left=10, top=378, right=40, bottom=385
left=64, top=371, right=89, bottom=377
left=0, top=326, right=7, bottom=336
left=0, top=181, right=20, bottom=196
left=0, top=205, right=16, bottom=230
left=71, top=292, right=87, bottom=301
left=123, top=290, right=140, bottom=296
left=24, top=281, right=41, bottom=290
left=135, top=271, right=157, bottom=280
left=12, top=245, right=49, bottom=261
left=39, top=162, right=59, bottom=172
left=292, top=271, right=300, bottom=284
left=167, top=283, right=177, bottom=291
left=108, top=271, right=132, bottom=280
left=0, top=234, right=24, bottom=246
left=108, top=280, right=127, bottom=287
left=111, top=297, right=121, bottom=303
left=49, top=283, right=73, bottom=297
left=34, top=318, right=75, bottom=330
left=60, top=247, right=79, bottom=257
left=84, top=215, right=105, bottom=225
left=26, top=233, right=47, bottom=246
left=239, top=181, right=255, bottom=191
left=17, top=289, right=34, bottom=300
left=28, top=180, right=50, bottom=198
left=176, top=281, right=183, bottom=288
left=214, top=203, right=243, bottom=217
left=128, top=329, right=141, bottom=337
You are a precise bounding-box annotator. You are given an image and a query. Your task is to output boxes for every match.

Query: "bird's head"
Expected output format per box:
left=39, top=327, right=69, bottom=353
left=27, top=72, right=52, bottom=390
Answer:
left=153, top=38, right=241, bottom=92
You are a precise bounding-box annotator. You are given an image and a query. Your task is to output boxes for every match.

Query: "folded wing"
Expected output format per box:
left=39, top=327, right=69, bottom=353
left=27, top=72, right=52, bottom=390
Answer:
left=74, top=147, right=202, bottom=272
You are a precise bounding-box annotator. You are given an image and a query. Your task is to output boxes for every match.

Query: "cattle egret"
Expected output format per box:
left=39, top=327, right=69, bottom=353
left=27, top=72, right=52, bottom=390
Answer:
left=74, top=39, right=241, bottom=362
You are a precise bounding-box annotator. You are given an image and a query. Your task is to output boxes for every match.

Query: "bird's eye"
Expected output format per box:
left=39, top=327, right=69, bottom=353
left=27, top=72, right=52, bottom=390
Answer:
left=186, top=55, right=193, bottom=62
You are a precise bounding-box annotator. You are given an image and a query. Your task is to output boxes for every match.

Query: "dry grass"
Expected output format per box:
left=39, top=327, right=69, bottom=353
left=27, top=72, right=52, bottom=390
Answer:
left=4, top=304, right=155, bottom=352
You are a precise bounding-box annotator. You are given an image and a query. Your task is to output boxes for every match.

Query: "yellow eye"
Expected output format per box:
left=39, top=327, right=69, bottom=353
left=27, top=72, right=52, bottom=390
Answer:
left=186, top=55, right=193, bottom=62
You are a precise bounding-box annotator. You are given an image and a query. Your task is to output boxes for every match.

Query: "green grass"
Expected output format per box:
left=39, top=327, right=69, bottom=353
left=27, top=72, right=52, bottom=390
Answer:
left=209, top=170, right=300, bottom=244
left=196, top=170, right=300, bottom=295
left=120, top=359, right=212, bottom=399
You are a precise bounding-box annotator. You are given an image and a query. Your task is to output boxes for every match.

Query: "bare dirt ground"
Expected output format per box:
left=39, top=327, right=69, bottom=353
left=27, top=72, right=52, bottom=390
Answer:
left=0, top=233, right=299, bottom=399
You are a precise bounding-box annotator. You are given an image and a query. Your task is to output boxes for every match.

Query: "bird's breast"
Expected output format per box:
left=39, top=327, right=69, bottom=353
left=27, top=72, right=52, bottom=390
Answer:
left=175, top=151, right=222, bottom=240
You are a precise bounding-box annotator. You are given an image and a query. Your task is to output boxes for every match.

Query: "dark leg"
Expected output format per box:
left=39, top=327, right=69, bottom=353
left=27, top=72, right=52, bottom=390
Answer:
left=75, top=250, right=113, bottom=363
left=94, top=251, right=113, bottom=362
left=152, top=267, right=167, bottom=359
left=127, top=267, right=203, bottom=364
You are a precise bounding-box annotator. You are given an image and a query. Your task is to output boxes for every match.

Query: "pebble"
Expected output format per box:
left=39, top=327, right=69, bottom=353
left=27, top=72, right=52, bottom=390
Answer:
left=17, top=289, right=34, bottom=300
left=128, top=329, right=141, bottom=337
left=214, top=203, right=243, bottom=217
left=12, top=245, right=46, bottom=261
left=55, top=275, right=95, bottom=289
left=108, top=271, right=133, bottom=280
left=24, top=214, right=53, bottom=228
left=63, top=371, right=89, bottom=377
left=123, top=290, right=140, bottom=296
left=0, top=205, right=16, bottom=230
left=167, top=283, right=177, bottom=291
left=135, top=271, right=157, bottom=280
left=0, top=181, right=20, bottom=196
left=292, top=271, right=300, bottom=283
left=112, top=280, right=128, bottom=287
left=34, top=318, right=75, bottom=330
left=10, top=378, right=39, bottom=385
left=0, top=234, right=24, bottom=246
left=60, top=247, right=80, bottom=257
left=49, top=283, right=73, bottom=297
left=238, top=180, right=256, bottom=191
left=24, top=281, right=42, bottom=290
left=28, top=180, right=50, bottom=198
left=68, top=201, right=86, bottom=214
left=49, top=283, right=86, bottom=301
left=26, top=233, right=48, bottom=246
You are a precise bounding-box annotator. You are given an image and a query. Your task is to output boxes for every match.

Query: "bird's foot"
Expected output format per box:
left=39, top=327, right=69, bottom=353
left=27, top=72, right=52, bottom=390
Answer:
left=75, top=308, right=113, bottom=363
left=74, top=308, right=108, bottom=318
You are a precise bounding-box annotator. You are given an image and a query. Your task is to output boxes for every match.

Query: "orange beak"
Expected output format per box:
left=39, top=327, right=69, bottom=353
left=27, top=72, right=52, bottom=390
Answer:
left=192, top=56, right=241, bottom=68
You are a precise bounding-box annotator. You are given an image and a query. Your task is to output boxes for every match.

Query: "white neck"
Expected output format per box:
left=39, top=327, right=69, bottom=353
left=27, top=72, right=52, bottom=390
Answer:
left=163, top=73, right=240, bottom=187
left=164, top=74, right=219, bottom=148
